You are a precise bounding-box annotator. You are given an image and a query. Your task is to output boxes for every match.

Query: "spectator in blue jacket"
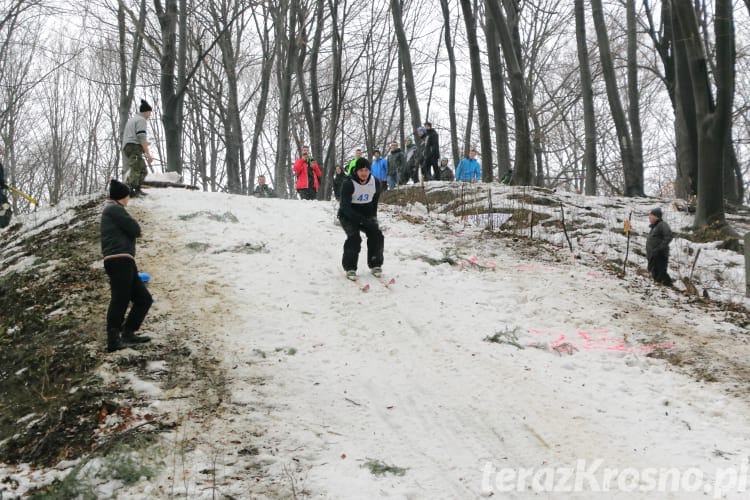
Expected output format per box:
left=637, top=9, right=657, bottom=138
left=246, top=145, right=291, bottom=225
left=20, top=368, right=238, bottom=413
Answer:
left=455, top=148, right=481, bottom=183
left=370, top=149, right=388, bottom=189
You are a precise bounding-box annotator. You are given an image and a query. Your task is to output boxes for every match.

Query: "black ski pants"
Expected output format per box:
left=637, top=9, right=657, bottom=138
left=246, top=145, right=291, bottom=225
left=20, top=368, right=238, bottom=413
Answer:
left=339, top=216, right=384, bottom=272
left=647, top=254, right=673, bottom=286
left=297, top=188, right=317, bottom=200
left=422, top=157, right=440, bottom=181
left=104, top=257, right=152, bottom=332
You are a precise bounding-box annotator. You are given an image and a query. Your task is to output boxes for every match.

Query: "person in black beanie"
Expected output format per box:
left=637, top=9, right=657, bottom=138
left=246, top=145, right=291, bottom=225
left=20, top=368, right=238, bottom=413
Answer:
left=122, top=99, right=154, bottom=197
left=337, top=158, right=385, bottom=280
left=646, top=207, right=673, bottom=286
left=100, top=179, right=152, bottom=352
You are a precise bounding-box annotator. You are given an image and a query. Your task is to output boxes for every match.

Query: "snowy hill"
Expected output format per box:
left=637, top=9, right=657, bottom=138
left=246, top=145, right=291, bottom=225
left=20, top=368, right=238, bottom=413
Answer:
left=1, top=183, right=749, bottom=499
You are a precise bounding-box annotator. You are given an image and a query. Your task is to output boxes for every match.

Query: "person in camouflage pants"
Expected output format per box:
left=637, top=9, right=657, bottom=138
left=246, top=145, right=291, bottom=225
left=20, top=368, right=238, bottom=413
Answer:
left=122, top=99, right=154, bottom=197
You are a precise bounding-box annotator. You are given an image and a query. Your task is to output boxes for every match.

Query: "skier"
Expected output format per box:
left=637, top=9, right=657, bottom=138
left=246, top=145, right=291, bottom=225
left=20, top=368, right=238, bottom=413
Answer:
left=337, top=158, right=384, bottom=280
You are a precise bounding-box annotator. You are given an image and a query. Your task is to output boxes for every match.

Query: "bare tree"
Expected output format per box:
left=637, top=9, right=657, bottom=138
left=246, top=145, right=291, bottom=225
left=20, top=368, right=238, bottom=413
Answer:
left=206, top=0, right=252, bottom=194
left=459, top=0, right=493, bottom=182
left=274, top=0, right=299, bottom=198
left=626, top=0, right=644, bottom=195
left=484, top=0, right=533, bottom=184
left=574, top=0, right=596, bottom=195
left=247, top=6, right=276, bottom=193
left=590, top=0, right=642, bottom=196
left=439, top=0, right=459, bottom=166
left=390, top=0, right=421, bottom=135
left=672, top=0, right=735, bottom=231
left=483, top=9, right=510, bottom=180
left=116, top=0, right=147, bottom=177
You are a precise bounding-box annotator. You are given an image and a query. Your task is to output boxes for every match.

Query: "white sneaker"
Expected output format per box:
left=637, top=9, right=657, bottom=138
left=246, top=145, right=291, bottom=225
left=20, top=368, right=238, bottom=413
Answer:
left=346, top=270, right=357, bottom=281
left=371, top=267, right=382, bottom=278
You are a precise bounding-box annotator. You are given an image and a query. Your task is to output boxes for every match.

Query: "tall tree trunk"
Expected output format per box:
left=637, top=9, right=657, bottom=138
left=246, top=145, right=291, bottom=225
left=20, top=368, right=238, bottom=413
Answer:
left=309, top=0, right=325, bottom=199
left=424, top=27, right=443, bottom=124
left=723, top=135, right=741, bottom=204
left=117, top=0, right=146, bottom=178
left=247, top=9, right=274, bottom=192
left=390, top=0, right=421, bottom=136
left=671, top=4, right=699, bottom=199
left=294, top=2, right=325, bottom=196
left=464, top=87, right=475, bottom=155
left=324, top=0, right=345, bottom=199
left=274, top=0, right=298, bottom=198
left=211, top=1, right=244, bottom=194
left=626, top=0, right=644, bottom=195
left=530, top=109, right=544, bottom=186
left=484, top=12, right=510, bottom=181
left=439, top=0, right=459, bottom=166
left=154, top=0, right=186, bottom=175
left=459, top=0, right=493, bottom=182
left=672, top=0, right=734, bottom=231
left=484, top=0, right=532, bottom=184
left=574, top=0, right=597, bottom=195
left=590, top=0, right=641, bottom=196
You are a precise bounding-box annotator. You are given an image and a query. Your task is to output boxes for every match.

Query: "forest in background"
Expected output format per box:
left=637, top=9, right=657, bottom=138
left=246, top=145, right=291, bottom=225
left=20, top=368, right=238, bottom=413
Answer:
left=1, top=0, right=749, bottom=231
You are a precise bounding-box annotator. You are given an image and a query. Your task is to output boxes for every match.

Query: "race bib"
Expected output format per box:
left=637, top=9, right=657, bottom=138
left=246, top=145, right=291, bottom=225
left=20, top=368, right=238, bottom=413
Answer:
left=351, top=176, right=377, bottom=205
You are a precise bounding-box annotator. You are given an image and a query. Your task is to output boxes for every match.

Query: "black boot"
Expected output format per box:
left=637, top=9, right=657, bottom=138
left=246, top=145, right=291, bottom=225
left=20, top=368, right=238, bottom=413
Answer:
left=107, top=328, right=126, bottom=353
left=122, top=328, right=151, bottom=344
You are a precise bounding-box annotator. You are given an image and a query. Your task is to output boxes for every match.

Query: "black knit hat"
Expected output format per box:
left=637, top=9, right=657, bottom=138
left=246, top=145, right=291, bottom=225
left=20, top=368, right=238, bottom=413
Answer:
left=139, top=99, right=153, bottom=112
left=353, top=157, right=371, bottom=173
left=109, top=179, right=131, bottom=200
left=649, top=207, right=663, bottom=219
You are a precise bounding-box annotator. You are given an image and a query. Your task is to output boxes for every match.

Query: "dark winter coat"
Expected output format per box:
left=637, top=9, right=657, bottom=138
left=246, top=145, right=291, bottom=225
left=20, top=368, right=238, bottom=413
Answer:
left=338, top=173, right=382, bottom=223
left=253, top=184, right=275, bottom=197
left=333, top=171, right=346, bottom=200
left=423, top=128, right=440, bottom=162
left=387, top=148, right=405, bottom=176
left=0, top=161, right=10, bottom=228
left=101, top=201, right=141, bottom=259
left=439, top=166, right=455, bottom=181
left=646, top=219, right=672, bottom=259
left=405, top=143, right=419, bottom=171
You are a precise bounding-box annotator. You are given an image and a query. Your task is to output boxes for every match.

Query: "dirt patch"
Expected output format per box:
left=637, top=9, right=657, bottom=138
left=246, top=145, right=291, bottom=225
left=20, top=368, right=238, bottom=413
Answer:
left=0, top=199, right=113, bottom=466
left=0, top=197, right=231, bottom=476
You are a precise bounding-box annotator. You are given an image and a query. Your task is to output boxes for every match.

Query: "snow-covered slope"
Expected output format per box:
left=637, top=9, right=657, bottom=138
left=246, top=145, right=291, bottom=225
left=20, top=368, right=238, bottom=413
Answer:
left=3, top=184, right=749, bottom=499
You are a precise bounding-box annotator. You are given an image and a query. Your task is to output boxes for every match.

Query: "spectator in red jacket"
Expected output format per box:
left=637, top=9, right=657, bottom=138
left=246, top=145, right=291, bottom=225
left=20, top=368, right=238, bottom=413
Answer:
left=293, top=145, right=322, bottom=200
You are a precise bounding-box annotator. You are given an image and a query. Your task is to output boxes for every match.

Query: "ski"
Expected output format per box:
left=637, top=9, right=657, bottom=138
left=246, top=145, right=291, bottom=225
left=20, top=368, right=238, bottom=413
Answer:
left=374, top=275, right=396, bottom=289
left=344, top=273, right=370, bottom=291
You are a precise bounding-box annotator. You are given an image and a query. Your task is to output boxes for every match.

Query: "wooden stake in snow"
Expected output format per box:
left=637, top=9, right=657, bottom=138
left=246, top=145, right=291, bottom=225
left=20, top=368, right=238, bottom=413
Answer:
left=560, top=203, right=573, bottom=253
left=622, top=211, right=632, bottom=274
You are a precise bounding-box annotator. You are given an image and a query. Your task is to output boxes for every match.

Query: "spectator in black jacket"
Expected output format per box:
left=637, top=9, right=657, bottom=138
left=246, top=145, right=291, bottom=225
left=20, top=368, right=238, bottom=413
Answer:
left=646, top=207, right=673, bottom=286
left=387, top=140, right=405, bottom=190
left=422, top=121, right=441, bottom=180
left=333, top=164, right=346, bottom=201
left=0, top=146, right=10, bottom=228
left=337, top=158, right=384, bottom=280
left=404, top=136, right=420, bottom=184
left=100, top=179, right=152, bottom=352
